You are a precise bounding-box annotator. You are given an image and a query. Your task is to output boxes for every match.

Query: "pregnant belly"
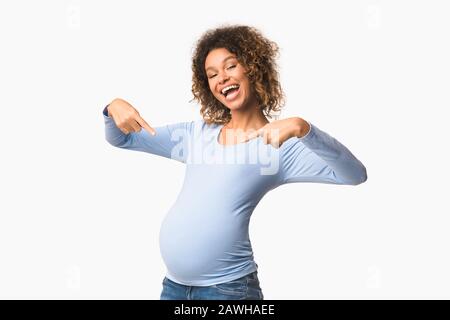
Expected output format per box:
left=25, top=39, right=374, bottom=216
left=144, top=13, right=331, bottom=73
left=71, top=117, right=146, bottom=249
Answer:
left=158, top=205, right=250, bottom=281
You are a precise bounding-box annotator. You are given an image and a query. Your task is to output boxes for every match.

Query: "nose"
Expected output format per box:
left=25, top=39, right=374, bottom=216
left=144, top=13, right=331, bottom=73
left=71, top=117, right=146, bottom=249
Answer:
left=217, top=71, right=230, bottom=85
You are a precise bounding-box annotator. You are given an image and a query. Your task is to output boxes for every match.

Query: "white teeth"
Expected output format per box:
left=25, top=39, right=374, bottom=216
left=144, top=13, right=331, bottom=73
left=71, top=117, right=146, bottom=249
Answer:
left=221, top=84, right=239, bottom=95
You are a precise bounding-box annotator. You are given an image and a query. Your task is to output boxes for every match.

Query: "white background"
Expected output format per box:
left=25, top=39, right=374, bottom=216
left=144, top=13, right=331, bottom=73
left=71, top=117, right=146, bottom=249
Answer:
left=0, top=0, right=449, bottom=299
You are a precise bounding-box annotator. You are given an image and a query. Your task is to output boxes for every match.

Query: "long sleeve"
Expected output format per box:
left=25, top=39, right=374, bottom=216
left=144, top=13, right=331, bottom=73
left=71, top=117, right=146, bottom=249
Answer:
left=103, top=107, right=194, bottom=164
left=279, top=121, right=367, bottom=185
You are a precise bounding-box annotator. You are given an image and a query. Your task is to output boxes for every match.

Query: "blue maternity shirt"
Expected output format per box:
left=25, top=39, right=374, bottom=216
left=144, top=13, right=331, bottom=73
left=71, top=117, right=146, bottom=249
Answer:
left=103, top=106, right=367, bottom=286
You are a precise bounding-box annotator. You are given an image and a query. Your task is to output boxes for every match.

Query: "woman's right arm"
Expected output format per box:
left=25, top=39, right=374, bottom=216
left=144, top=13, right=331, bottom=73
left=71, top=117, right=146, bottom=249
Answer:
left=103, top=98, right=193, bottom=163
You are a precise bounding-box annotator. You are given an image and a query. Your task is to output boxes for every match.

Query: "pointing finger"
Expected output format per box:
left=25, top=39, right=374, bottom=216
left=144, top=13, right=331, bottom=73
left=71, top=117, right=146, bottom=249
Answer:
left=244, top=128, right=263, bottom=142
left=135, top=115, right=156, bottom=136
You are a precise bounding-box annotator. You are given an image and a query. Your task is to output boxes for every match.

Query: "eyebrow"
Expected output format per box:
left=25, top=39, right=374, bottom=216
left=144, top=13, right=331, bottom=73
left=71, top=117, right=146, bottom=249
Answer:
left=205, top=55, right=237, bottom=72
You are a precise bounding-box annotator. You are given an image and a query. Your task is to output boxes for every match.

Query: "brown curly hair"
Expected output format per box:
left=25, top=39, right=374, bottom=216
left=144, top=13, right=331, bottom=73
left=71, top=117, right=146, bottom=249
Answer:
left=190, top=24, right=285, bottom=125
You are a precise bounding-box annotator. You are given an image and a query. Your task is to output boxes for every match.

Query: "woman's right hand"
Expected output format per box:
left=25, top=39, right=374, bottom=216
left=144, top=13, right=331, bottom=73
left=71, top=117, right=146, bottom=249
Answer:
left=107, top=98, right=156, bottom=136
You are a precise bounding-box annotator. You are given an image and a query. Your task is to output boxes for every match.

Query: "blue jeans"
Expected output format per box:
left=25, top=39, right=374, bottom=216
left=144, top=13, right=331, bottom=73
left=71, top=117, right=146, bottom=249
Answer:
left=160, top=271, right=264, bottom=300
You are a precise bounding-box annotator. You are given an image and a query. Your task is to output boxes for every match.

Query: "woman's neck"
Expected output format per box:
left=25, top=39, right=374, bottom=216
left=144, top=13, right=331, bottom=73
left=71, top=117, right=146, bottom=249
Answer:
left=225, top=107, right=269, bottom=132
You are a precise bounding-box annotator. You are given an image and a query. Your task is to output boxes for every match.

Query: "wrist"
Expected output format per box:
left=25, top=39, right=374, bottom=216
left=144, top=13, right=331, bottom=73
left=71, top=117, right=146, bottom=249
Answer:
left=293, top=117, right=310, bottom=138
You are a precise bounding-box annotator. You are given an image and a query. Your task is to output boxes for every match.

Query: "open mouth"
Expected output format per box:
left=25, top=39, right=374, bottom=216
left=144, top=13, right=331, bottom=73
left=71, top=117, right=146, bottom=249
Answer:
left=221, top=84, right=240, bottom=101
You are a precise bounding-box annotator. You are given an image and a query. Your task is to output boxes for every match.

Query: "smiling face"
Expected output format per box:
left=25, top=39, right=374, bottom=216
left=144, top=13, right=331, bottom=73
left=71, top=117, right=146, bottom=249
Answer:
left=205, top=48, right=256, bottom=111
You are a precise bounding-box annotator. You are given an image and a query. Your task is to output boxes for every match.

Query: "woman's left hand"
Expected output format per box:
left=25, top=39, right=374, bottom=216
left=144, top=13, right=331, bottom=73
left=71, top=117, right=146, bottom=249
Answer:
left=242, top=117, right=310, bottom=148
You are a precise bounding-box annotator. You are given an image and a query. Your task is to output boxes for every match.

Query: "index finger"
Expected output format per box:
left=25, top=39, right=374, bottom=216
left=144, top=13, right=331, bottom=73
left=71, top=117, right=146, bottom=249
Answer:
left=135, top=115, right=156, bottom=136
left=242, top=128, right=263, bottom=142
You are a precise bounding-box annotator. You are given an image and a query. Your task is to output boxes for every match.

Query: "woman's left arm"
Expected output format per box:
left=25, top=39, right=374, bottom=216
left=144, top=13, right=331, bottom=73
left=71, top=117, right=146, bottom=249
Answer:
left=244, top=117, right=367, bottom=186
left=280, top=117, right=368, bottom=186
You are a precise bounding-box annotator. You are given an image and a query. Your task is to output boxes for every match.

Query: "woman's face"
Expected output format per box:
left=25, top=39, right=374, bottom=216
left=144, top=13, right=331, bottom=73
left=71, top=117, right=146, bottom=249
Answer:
left=205, top=48, right=255, bottom=111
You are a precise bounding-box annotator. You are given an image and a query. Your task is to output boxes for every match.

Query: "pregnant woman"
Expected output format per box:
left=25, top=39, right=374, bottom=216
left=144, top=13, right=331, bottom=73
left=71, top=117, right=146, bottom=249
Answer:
left=102, top=25, right=367, bottom=300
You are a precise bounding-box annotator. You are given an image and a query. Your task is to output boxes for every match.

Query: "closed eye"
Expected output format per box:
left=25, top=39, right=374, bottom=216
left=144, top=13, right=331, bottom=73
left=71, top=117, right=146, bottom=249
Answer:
left=208, top=65, right=236, bottom=79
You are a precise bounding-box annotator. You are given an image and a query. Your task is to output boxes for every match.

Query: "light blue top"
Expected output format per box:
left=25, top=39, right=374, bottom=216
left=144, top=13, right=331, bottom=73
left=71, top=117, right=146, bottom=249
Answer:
left=103, top=111, right=367, bottom=286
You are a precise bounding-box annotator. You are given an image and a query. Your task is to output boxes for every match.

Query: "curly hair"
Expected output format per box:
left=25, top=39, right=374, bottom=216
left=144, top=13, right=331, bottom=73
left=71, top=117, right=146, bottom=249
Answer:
left=190, top=24, right=285, bottom=125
